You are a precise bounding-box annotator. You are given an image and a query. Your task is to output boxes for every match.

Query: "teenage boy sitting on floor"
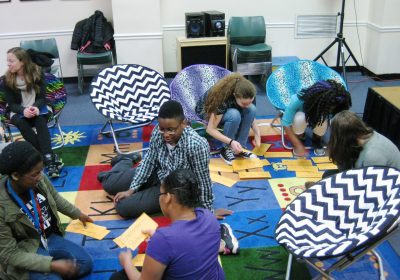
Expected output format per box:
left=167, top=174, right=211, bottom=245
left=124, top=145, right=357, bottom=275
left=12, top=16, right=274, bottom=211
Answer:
left=98, top=100, right=239, bottom=255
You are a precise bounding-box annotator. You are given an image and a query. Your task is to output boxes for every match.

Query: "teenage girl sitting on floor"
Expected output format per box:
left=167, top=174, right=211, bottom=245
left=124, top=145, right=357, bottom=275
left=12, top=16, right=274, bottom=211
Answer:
left=111, top=169, right=225, bottom=280
left=281, top=79, right=352, bottom=157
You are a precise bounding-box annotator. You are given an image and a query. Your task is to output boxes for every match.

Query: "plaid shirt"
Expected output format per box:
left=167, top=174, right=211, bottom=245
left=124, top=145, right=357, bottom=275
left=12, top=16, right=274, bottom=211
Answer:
left=129, top=126, right=214, bottom=211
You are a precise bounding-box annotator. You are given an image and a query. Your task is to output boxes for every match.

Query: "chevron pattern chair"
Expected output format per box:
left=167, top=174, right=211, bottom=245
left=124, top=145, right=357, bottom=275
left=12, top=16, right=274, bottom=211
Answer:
left=0, top=73, right=66, bottom=149
left=169, top=64, right=231, bottom=126
left=266, top=60, right=347, bottom=150
left=275, top=166, right=400, bottom=280
left=89, top=64, right=171, bottom=154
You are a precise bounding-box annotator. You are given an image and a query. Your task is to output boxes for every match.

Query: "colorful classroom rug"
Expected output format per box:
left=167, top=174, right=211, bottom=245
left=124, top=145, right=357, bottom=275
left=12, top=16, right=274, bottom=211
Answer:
left=13, top=117, right=400, bottom=279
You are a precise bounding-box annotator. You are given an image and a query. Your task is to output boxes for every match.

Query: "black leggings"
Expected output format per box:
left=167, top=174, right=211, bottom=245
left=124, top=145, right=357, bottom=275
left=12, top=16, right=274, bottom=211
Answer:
left=11, top=114, right=52, bottom=155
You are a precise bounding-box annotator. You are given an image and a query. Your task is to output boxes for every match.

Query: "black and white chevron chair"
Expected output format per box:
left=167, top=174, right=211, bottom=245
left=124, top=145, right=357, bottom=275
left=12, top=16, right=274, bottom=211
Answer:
left=90, top=64, right=170, bottom=154
left=275, top=166, right=400, bottom=280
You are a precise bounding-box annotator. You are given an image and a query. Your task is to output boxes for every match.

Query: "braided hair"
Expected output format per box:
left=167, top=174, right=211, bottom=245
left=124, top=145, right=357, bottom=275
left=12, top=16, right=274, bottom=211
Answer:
left=299, top=79, right=352, bottom=128
left=163, top=169, right=200, bottom=208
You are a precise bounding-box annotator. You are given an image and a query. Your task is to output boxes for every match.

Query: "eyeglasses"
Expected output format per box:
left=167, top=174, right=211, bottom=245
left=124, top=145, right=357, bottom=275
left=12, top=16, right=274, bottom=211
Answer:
left=158, top=124, right=181, bottom=135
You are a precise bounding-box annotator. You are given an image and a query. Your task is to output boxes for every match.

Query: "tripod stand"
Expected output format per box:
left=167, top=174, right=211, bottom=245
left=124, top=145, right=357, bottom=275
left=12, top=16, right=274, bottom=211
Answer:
left=314, top=0, right=363, bottom=83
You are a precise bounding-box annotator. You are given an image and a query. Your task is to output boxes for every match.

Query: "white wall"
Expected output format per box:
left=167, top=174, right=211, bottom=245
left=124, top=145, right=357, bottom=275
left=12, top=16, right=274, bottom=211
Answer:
left=0, top=0, right=398, bottom=76
left=0, top=0, right=112, bottom=77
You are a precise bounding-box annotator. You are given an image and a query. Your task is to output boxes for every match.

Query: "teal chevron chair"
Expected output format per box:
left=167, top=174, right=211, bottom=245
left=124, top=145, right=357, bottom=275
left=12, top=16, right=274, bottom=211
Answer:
left=228, top=16, right=272, bottom=77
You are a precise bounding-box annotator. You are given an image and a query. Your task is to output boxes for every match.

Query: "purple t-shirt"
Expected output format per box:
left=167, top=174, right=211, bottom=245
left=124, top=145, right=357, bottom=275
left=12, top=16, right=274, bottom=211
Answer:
left=146, top=208, right=225, bottom=280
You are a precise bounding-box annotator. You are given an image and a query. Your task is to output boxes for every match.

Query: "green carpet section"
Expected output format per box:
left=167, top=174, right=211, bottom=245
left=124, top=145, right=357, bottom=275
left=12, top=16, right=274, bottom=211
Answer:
left=58, top=146, right=90, bottom=166
left=221, top=246, right=310, bottom=280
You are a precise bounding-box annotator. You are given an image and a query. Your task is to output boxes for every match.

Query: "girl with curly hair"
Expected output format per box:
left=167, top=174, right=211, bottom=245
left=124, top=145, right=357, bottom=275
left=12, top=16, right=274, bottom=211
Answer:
left=281, top=79, right=351, bottom=157
left=196, top=73, right=261, bottom=165
left=3, top=47, right=63, bottom=178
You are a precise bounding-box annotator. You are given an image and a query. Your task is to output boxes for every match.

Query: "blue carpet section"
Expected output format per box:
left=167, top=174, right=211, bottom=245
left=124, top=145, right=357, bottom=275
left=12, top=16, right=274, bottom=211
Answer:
left=56, top=123, right=400, bottom=280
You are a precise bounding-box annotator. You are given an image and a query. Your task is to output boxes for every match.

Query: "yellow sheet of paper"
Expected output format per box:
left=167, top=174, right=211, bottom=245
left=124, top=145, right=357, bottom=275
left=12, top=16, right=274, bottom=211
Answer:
left=264, top=152, right=293, bottom=158
left=232, top=158, right=264, bottom=171
left=113, top=213, right=158, bottom=250
left=66, top=220, right=110, bottom=240
left=210, top=172, right=237, bottom=187
left=209, top=160, right=234, bottom=173
left=262, top=159, right=271, bottom=166
left=238, top=171, right=272, bottom=179
left=311, top=156, right=332, bottom=164
left=286, top=166, right=319, bottom=172
left=296, top=171, right=323, bottom=179
left=252, top=143, right=272, bottom=156
left=317, top=163, right=338, bottom=170
left=132, top=254, right=146, bottom=267
left=282, top=159, right=313, bottom=166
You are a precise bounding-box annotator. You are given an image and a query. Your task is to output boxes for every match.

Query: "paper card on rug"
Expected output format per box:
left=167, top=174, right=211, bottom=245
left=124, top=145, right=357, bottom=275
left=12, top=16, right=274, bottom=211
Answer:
left=252, top=143, right=271, bottom=156
left=264, top=152, right=293, bottom=158
left=268, top=177, right=311, bottom=209
left=317, top=163, right=338, bottom=170
left=282, top=159, right=313, bottom=166
left=261, top=159, right=271, bottom=166
left=114, top=213, right=158, bottom=250
left=238, top=171, right=272, bottom=179
left=296, top=171, right=323, bottom=179
left=209, top=158, right=234, bottom=173
left=210, top=172, right=237, bottom=187
left=286, top=166, right=319, bottom=172
left=66, top=220, right=110, bottom=240
left=232, top=158, right=264, bottom=171
left=132, top=254, right=145, bottom=267
left=311, top=156, right=332, bottom=164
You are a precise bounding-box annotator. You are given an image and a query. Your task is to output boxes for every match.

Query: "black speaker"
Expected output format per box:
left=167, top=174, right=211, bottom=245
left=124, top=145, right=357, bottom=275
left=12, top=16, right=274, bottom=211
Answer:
left=185, top=12, right=205, bottom=38
left=203, top=10, right=225, bottom=37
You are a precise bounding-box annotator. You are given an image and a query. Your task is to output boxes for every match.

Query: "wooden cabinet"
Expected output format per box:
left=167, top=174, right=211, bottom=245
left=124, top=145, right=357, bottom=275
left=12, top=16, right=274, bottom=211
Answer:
left=176, top=36, right=228, bottom=70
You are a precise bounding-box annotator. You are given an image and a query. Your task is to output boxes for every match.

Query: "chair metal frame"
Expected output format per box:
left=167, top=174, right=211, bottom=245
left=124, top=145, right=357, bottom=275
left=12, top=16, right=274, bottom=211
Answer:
left=77, top=50, right=115, bottom=94
left=276, top=166, right=400, bottom=280
left=266, top=59, right=347, bottom=150
left=228, top=16, right=272, bottom=77
left=89, top=64, right=170, bottom=154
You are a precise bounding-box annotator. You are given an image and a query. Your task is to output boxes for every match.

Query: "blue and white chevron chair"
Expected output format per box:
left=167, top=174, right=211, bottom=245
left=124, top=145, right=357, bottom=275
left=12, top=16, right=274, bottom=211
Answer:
left=266, top=60, right=347, bottom=150
left=275, top=166, right=400, bottom=280
left=169, top=64, right=231, bottom=128
left=89, top=64, right=171, bottom=154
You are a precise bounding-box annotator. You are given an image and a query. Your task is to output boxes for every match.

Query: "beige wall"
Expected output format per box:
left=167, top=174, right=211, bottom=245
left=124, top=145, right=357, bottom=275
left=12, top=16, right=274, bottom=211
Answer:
left=0, top=0, right=398, bottom=76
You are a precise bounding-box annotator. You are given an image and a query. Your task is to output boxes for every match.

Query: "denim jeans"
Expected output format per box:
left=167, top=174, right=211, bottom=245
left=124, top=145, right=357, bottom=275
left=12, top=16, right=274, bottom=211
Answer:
left=220, top=104, right=256, bottom=147
left=29, top=234, right=93, bottom=280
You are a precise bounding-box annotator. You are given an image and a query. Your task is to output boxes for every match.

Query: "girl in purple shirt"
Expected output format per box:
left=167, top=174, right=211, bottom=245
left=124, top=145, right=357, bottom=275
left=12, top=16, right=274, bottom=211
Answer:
left=112, top=169, right=225, bottom=280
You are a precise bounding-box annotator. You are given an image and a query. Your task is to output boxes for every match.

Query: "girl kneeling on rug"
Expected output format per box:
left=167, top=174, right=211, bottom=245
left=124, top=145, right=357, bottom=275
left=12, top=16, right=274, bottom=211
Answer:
left=112, top=169, right=225, bottom=280
left=282, top=79, right=352, bottom=157
left=196, top=73, right=261, bottom=165
left=327, top=110, right=400, bottom=172
left=0, top=141, right=93, bottom=279
left=4, top=47, right=63, bottom=178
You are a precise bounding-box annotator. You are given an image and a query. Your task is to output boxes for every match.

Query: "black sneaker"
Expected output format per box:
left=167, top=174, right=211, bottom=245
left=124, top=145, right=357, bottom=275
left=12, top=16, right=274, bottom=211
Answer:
left=236, top=151, right=257, bottom=159
left=220, top=147, right=236, bottom=165
left=111, top=153, right=142, bottom=167
left=220, top=223, right=239, bottom=255
left=46, top=164, right=60, bottom=178
left=53, top=154, right=64, bottom=171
